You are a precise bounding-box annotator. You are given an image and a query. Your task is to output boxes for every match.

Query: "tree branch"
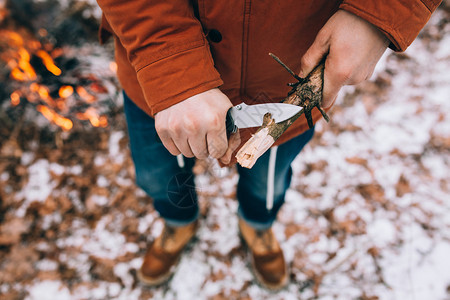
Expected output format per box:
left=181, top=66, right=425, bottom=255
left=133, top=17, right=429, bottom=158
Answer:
left=236, top=56, right=328, bottom=168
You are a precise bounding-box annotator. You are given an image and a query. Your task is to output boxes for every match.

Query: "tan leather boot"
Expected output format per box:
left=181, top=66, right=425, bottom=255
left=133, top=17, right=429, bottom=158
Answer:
left=239, top=218, right=288, bottom=290
left=138, top=220, right=198, bottom=286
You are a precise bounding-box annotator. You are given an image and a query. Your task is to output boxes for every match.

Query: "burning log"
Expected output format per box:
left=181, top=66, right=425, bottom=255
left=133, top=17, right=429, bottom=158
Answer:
left=236, top=54, right=329, bottom=168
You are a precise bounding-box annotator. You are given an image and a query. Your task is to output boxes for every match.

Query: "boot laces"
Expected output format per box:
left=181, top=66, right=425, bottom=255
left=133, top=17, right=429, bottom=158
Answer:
left=254, top=229, right=274, bottom=251
left=160, top=225, right=176, bottom=248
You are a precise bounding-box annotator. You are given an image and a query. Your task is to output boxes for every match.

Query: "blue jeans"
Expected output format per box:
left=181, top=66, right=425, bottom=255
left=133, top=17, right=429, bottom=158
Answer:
left=124, top=92, right=314, bottom=229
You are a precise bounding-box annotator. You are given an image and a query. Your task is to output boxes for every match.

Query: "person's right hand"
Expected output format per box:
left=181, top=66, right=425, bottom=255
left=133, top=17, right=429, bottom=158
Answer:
left=155, top=88, right=241, bottom=163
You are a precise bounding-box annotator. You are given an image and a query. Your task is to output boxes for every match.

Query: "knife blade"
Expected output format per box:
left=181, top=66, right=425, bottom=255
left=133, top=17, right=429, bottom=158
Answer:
left=226, top=102, right=303, bottom=135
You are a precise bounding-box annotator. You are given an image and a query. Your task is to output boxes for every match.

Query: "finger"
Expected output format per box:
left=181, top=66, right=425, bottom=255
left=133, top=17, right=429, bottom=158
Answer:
left=172, top=138, right=195, bottom=158
left=218, top=131, right=241, bottom=164
left=218, top=154, right=231, bottom=165
left=322, top=68, right=342, bottom=109
left=188, top=135, right=208, bottom=159
left=155, top=118, right=184, bottom=156
left=206, top=130, right=228, bottom=159
left=300, top=30, right=330, bottom=77
left=159, top=135, right=181, bottom=156
left=321, top=54, right=351, bottom=109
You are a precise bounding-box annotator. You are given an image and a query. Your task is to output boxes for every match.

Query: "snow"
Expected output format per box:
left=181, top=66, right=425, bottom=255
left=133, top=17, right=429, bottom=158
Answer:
left=109, top=131, right=125, bottom=164
left=96, top=175, right=109, bottom=187
left=15, top=159, right=54, bottom=217
left=36, top=259, right=59, bottom=271
left=380, top=236, right=450, bottom=300
left=21, top=152, right=35, bottom=165
left=200, top=196, right=240, bottom=256
left=1, top=4, right=449, bottom=300
left=1, top=172, right=9, bottom=181
left=25, top=281, right=71, bottom=300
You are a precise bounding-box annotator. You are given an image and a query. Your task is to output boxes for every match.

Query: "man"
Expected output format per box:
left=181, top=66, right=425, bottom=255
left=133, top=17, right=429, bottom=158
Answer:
left=96, top=0, right=441, bottom=290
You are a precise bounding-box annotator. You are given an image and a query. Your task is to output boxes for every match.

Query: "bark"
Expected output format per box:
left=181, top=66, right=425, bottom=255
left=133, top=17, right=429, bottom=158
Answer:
left=236, top=60, right=328, bottom=168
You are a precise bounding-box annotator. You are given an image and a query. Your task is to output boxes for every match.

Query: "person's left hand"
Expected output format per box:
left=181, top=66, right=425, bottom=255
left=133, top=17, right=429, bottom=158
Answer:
left=299, top=9, right=389, bottom=109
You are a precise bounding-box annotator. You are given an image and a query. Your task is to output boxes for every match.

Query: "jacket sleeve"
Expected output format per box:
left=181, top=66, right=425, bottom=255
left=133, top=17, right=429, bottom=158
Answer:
left=340, top=0, right=442, bottom=51
left=96, top=0, right=223, bottom=115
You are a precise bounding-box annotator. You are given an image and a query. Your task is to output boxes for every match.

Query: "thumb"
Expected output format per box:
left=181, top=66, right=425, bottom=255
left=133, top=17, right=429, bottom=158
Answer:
left=300, top=32, right=330, bottom=78
left=218, top=131, right=241, bottom=165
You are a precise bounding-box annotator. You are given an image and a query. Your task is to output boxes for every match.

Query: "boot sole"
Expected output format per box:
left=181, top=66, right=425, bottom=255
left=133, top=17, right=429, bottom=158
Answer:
left=137, top=260, right=178, bottom=287
left=137, top=225, right=199, bottom=287
left=238, top=231, right=289, bottom=291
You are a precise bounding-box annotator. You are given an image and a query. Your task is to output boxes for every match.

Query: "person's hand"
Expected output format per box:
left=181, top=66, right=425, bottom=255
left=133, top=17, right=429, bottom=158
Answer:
left=155, top=88, right=241, bottom=163
left=300, top=10, right=389, bottom=109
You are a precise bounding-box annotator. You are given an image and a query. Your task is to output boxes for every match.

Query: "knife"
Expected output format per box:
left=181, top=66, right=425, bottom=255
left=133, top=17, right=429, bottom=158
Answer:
left=225, top=102, right=303, bottom=135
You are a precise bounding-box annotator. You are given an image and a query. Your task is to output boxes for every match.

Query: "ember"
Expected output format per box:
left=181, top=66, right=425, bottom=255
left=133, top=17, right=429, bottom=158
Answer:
left=76, top=107, right=108, bottom=128
left=9, top=46, right=37, bottom=81
left=9, top=90, right=20, bottom=106
left=58, top=85, right=74, bottom=98
left=37, top=105, right=73, bottom=131
left=36, top=49, right=62, bottom=76
left=76, top=86, right=96, bottom=103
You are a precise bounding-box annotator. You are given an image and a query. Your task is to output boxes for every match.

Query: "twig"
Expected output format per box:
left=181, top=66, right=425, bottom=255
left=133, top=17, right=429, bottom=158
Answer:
left=236, top=55, right=329, bottom=168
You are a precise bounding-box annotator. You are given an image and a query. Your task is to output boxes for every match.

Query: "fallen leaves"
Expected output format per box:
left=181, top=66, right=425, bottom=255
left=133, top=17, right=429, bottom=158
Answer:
left=0, top=216, right=30, bottom=245
left=0, top=4, right=449, bottom=300
left=345, top=156, right=368, bottom=166
left=395, top=174, right=412, bottom=197
left=356, top=183, right=386, bottom=206
left=0, top=244, right=39, bottom=284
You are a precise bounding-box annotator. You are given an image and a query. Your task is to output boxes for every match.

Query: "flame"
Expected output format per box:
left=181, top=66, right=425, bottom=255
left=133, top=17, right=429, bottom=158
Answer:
left=9, top=47, right=37, bottom=81
left=37, top=105, right=73, bottom=131
left=26, top=83, right=39, bottom=103
left=30, top=82, right=39, bottom=92
left=10, top=68, right=28, bottom=81
left=28, top=40, right=42, bottom=50
left=2, top=29, right=110, bottom=132
left=76, top=86, right=96, bottom=103
left=76, top=107, right=108, bottom=128
left=4, top=31, right=24, bottom=46
left=99, top=116, right=108, bottom=127
left=59, top=85, right=74, bottom=98
left=38, top=85, right=50, bottom=99
left=10, top=91, right=21, bottom=106
left=31, top=84, right=55, bottom=106
left=18, top=48, right=36, bottom=78
left=37, top=85, right=52, bottom=103
left=36, top=50, right=61, bottom=76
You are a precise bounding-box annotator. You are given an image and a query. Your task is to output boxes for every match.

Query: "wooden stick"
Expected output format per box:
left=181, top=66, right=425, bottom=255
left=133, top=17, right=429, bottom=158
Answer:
left=236, top=59, right=327, bottom=168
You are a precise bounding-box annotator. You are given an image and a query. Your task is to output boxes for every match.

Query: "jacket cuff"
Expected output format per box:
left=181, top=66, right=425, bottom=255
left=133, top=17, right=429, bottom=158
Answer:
left=136, top=38, right=223, bottom=116
left=340, top=0, right=440, bottom=51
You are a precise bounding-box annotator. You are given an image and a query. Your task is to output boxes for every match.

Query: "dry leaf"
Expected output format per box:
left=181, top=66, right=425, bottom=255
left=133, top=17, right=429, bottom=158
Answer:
left=0, top=217, right=30, bottom=245
left=396, top=174, right=412, bottom=197
left=345, top=156, right=368, bottom=166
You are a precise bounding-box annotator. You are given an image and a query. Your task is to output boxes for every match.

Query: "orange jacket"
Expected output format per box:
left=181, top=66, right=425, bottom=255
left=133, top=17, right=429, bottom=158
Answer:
left=97, top=0, right=441, bottom=147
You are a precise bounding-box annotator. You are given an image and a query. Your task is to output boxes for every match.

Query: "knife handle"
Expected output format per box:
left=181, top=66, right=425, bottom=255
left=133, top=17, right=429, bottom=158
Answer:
left=225, top=107, right=238, bottom=137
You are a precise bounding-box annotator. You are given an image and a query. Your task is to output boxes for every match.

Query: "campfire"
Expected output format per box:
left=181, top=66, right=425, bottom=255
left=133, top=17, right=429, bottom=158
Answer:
left=0, top=0, right=118, bottom=133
